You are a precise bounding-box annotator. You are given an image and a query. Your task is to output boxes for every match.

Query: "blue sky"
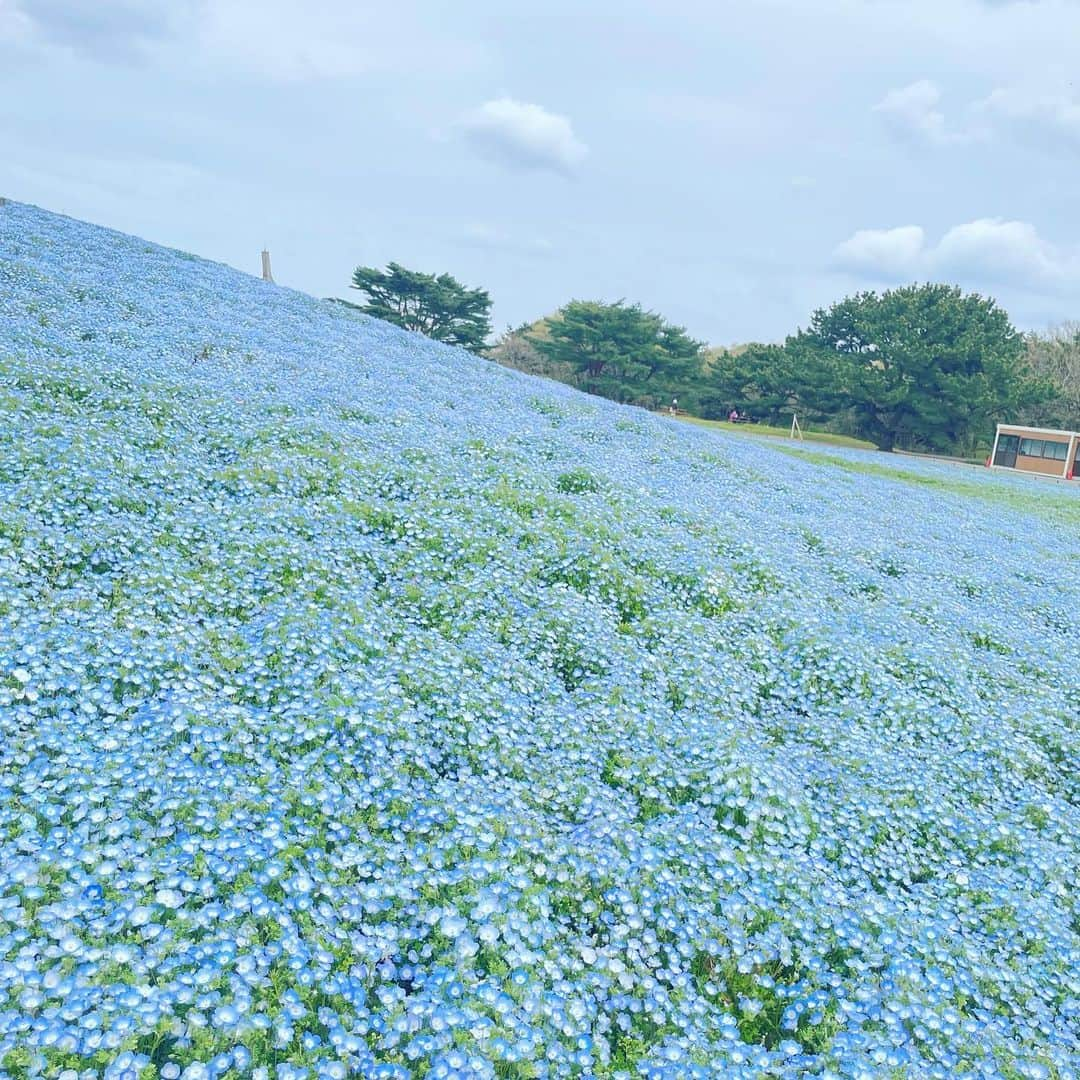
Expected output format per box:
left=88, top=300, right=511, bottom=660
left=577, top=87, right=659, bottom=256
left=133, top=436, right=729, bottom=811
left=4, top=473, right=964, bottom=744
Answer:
left=4, top=0, right=1080, bottom=345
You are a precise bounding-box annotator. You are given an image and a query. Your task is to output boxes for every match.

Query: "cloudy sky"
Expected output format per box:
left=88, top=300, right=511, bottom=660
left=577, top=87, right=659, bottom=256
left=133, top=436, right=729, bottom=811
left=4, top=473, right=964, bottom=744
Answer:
left=3, top=0, right=1080, bottom=344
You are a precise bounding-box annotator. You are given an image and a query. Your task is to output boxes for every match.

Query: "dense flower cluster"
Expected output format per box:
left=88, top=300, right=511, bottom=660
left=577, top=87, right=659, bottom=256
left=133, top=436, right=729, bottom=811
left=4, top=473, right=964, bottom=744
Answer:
left=0, top=201, right=1078, bottom=1079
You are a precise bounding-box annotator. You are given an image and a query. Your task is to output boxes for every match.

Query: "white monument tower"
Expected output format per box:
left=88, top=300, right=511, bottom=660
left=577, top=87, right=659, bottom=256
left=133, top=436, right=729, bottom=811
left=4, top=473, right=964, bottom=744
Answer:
left=261, top=249, right=274, bottom=283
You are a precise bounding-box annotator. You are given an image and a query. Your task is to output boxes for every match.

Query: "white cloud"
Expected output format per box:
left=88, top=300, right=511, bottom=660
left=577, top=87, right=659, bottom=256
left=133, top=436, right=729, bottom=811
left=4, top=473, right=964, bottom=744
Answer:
left=976, top=85, right=1080, bottom=148
left=833, top=218, right=1080, bottom=293
left=934, top=219, right=1073, bottom=286
left=458, top=98, right=587, bottom=176
left=873, top=80, right=960, bottom=144
left=834, top=225, right=926, bottom=277
left=876, top=79, right=1080, bottom=153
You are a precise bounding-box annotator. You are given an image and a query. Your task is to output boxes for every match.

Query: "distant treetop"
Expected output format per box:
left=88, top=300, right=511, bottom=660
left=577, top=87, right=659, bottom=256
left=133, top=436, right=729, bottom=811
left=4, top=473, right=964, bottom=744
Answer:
left=350, top=262, right=492, bottom=353
left=529, top=299, right=704, bottom=408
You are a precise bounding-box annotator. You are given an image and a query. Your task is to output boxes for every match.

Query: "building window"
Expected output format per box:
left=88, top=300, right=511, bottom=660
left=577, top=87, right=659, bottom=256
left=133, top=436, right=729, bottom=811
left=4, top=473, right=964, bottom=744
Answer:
left=1044, top=440, right=1068, bottom=461
left=1019, top=438, right=1042, bottom=457
left=994, top=435, right=1019, bottom=466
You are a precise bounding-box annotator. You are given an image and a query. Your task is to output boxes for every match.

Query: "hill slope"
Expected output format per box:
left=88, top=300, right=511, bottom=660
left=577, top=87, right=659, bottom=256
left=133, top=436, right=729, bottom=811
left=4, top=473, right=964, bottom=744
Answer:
left=1, top=202, right=1078, bottom=1079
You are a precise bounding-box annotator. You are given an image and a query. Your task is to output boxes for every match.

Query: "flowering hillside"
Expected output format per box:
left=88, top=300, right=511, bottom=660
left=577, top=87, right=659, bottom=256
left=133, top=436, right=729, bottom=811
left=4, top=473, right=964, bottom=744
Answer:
left=1, top=201, right=1078, bottom=1080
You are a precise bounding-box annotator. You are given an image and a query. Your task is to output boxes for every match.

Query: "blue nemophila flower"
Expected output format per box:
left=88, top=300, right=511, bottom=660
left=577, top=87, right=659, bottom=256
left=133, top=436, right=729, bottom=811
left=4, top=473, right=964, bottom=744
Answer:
left=0, top=200, right=1077, bottom=1078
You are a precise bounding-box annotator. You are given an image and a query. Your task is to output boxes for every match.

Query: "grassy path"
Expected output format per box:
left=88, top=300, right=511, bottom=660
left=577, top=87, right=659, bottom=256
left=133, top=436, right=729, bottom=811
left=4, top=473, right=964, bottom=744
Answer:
left=677, top=414, right=876, bottom=449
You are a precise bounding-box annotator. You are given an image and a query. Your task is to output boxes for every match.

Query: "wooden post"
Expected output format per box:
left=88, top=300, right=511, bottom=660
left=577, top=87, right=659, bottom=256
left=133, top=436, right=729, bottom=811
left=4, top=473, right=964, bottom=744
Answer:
left=261, top=250, right=274, bottom=283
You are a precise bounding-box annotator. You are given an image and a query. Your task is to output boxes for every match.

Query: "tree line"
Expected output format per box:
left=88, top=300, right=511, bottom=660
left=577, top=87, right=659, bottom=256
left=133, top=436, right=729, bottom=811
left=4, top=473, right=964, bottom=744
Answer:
left=343, top=260, right=1080, bottom=454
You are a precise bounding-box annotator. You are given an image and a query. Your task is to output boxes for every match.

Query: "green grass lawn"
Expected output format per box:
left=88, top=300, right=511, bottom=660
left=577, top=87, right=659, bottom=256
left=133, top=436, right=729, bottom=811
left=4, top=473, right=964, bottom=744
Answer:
left=678, top=415, right=877, bottom=450
left=776, top=445, right=1080, bottom=526
left=681, top=415, right=1079, bottom=523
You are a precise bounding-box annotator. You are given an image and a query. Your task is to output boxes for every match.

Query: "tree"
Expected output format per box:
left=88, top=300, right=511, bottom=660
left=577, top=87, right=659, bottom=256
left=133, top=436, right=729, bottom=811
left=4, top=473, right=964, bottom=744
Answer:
left=530, top=300, right=704, bottom=407
left=488, top=323, right=577, bottom=382
left=702, top=342, right=832, bottom=425
left=790, top=284, right=1050, bottom=452
left=349, top=262, right=492, bottom=352
left=1021, top=323, right=1080, bottom=430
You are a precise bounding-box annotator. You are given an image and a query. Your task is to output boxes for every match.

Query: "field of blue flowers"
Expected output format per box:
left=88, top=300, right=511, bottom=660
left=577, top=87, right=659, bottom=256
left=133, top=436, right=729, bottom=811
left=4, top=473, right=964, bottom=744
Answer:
left=0, top=201, right=1077, bottom=1080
